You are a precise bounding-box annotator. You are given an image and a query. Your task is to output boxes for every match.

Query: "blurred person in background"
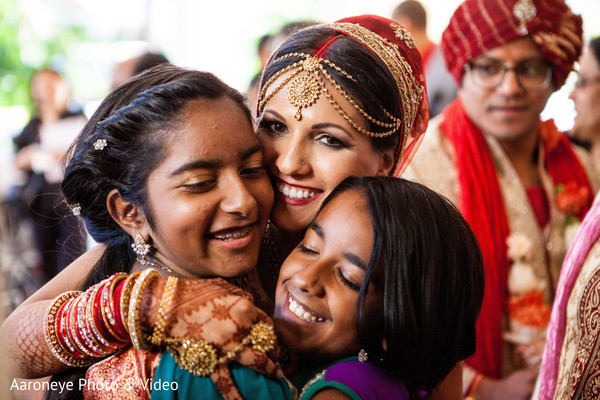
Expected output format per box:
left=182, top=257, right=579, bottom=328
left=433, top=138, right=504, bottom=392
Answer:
left=246, top=33, right=273, bottom=112
left=568, top=37, right=600, bottom=165
left=392, top=0, right=456, bottom=117
left=9, top=68, right=87, bottom=290
left=110, top=51, right=170, bottom=90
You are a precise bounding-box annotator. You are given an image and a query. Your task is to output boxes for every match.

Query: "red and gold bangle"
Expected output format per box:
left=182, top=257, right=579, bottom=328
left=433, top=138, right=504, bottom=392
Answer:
left=44, top=291, right=95, bottom=367
left=97, top=278, right=118, bottom=342
left=63, top=293, right=86, bottom=357
left=100, top=274, right=129, bottom=343
left=79, top=288, right=107, bottom=355
left=112, top=278, right=128, bottom=339
left=151, top=275, right=179, bottom=345
left=106, top=273, right=129, bottom=342
left=76, top=291, right=104, bottom=355
left=56, top=297, right=81, bottom=357
left=68, top=293, right=97, bottom=358
left=84, top=282, right=121, bottom=353
left=91, top=282, right=121, bottom=346
left=128, top=269, right=160, bottom=350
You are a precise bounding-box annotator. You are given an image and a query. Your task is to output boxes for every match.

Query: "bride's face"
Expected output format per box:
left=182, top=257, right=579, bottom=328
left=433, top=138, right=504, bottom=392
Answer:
left=256, top=71, right=393, bottom=233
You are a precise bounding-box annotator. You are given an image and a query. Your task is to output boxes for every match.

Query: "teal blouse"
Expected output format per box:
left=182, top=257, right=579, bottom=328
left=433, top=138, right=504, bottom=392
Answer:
left=150, top=350, right=294, bottom=400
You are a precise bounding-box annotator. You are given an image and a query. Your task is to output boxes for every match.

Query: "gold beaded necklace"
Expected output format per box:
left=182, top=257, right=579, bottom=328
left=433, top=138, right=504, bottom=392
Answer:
left=139, top=256, right=185, bottom=279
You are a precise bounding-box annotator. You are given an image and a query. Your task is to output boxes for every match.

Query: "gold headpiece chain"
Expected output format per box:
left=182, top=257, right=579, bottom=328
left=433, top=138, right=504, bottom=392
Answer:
left=258, top=22, right=424, bottom=143
left=258, top=53, right=401, bottom=138
left=329, top=22, right=424, bottom=152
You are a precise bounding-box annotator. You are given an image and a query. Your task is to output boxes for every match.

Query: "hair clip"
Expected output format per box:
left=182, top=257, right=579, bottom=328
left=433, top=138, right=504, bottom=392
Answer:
left=93, top=138, right=108, bottom=150
left=70, top=203, right=81, bottom=216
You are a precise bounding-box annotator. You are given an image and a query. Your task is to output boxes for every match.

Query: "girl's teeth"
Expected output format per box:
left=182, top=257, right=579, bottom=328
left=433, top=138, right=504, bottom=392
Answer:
left=288, top=297, right=324, bottom=323
left=277, top=183, right=317, bottom=200
left=214, top=226, right=251, bottom=241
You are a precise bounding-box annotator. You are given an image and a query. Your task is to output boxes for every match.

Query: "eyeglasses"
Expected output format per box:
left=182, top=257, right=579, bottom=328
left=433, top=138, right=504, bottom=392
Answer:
left=574, top=75, right=600, bottom=89
left=464, top=59, right=552, bottom=91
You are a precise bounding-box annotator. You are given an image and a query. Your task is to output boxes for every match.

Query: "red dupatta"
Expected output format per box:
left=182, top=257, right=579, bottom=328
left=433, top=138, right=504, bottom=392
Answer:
left=441, top=99, right=593, bottom=378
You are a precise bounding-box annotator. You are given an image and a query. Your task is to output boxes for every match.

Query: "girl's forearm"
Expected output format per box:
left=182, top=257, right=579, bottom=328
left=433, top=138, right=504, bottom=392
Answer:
left=1, top=300, right=69, bottom=378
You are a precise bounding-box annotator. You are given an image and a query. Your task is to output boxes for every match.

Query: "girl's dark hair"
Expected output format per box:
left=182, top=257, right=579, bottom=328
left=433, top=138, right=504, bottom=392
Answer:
left=590, top=37, right=600, bottom=67
left=322, top=176, right=485, bottom=398
left=259, top=26, right=401, bottom=160
left=45, top=64, right=251, bottom=400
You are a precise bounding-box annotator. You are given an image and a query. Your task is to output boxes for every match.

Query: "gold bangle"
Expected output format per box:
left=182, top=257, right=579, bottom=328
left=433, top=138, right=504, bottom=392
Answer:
left=151, top=275, right=178, bottom=346
left=128, top=268, right=160, bottom=350
left=43, top=291, right=95, bottom=367
left=121, top=272, right=141, bottom=327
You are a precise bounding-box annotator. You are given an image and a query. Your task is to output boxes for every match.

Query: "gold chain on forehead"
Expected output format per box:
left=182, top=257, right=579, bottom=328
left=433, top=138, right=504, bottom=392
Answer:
left=257, top=22, right=423, bottom=142
left=258, top=53, right=401, bottom=137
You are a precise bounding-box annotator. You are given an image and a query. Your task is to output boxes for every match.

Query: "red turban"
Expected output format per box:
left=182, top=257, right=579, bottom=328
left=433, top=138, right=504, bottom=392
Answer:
left=441, top=0, right=582, bottom=88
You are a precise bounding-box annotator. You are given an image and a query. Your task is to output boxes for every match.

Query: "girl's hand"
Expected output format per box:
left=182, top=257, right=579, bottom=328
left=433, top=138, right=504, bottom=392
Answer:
left=142, top=277, right=281, bottom=399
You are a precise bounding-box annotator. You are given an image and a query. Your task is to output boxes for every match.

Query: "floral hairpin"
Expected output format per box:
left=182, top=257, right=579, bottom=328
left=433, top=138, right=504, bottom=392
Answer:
left=70, top=203, right=81, bottom=216
left=93, top=138, right=108, bottom=150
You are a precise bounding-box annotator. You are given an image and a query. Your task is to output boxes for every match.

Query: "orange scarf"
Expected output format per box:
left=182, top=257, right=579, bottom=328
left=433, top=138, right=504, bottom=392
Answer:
left=441, top=99, right=593, bottom=378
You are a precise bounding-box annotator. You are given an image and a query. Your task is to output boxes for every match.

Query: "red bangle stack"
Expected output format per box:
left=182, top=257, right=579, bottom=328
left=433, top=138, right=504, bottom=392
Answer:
left=43, top=272, right=139, bottom=367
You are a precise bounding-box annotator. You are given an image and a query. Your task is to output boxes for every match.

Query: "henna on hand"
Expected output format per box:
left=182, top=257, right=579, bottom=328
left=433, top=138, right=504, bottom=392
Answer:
left=1, top=301, right=68, bottom=378
left=139, top=277, right=282, bottom=396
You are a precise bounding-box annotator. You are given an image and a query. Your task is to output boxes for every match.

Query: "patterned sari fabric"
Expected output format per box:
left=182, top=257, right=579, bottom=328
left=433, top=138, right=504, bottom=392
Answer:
left=539, top=197, right=600, bottom=399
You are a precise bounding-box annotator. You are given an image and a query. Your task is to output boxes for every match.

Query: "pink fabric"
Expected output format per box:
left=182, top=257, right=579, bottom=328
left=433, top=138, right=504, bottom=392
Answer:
left=538, top=199, right=600, bottom=399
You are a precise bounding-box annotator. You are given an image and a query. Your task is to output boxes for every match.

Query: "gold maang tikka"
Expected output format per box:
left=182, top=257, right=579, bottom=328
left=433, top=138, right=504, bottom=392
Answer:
left=258, top=53, right=402, bottom=138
